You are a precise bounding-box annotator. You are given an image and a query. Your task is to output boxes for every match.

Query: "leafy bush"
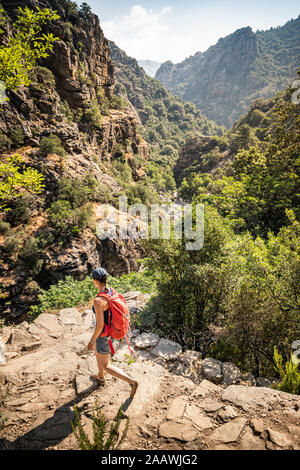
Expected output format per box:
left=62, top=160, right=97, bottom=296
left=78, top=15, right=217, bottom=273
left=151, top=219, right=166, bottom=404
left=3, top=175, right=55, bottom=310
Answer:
left=40, top=135, right=66, bottom=157
left=10, top=127, right=25, bottom=146
left=72, top=402, right=129, bottom=450
left=0, top=219, right=10, bottom=234
left=29, top=276, right=97, bottom=319
left=83, top=101, right=102, bottom=129
left=47, top=200, right=91, bottom=239
left=273, top=347, right=300, bottom=395
left=2, top=229, right=24, bottom=257
left=0, top=133, right=12, bottom=152
left=30, top=66, right=55, bottom=87
left=28, top=270, right=154, bottom=320
left=18, top=236, right=44, bottom=275
left=0, top=7, right=59, bottom=91
left=108, top=269, right=156, bottom=294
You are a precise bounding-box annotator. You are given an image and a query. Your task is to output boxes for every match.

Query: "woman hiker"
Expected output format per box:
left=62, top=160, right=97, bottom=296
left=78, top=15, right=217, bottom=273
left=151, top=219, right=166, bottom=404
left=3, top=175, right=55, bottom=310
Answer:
left=87, top=267, right=139, bottom=399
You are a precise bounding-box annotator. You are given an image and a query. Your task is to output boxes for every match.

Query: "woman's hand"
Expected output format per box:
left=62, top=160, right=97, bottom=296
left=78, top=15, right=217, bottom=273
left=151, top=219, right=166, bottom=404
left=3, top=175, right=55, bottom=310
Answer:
left=88, top=340, right=95, bottom=351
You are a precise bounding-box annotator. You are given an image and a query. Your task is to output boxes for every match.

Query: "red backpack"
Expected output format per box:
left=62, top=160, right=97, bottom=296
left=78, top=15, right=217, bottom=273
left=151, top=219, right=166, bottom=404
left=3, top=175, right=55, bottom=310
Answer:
left=96, top=287, right=132, bottom=356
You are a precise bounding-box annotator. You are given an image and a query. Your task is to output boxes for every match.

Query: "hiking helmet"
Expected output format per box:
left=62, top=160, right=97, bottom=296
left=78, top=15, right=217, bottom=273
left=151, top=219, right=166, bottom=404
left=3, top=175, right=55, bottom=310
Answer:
left=91, top=267, right=108, bottom=282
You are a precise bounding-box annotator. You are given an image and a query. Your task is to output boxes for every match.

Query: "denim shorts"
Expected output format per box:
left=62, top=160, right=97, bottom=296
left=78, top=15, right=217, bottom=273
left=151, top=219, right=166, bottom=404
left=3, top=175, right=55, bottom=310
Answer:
left=95, top=336, right=110, bottom=354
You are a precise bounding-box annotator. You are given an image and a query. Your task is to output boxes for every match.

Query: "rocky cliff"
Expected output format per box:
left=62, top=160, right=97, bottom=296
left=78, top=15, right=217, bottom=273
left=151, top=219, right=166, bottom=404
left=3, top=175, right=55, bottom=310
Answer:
left=156, top=17, right=300, bottom=128
left=0, top=1, right=149, bottom=320
left=0, top=292, right=299, bottom=450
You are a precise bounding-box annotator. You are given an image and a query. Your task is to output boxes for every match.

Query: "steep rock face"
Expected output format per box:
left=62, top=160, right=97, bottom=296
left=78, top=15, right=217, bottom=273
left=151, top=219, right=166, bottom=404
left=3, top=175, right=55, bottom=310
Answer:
left=0, top=1, right=149, bottom=320
left=156, top=17, right=300, bottom=127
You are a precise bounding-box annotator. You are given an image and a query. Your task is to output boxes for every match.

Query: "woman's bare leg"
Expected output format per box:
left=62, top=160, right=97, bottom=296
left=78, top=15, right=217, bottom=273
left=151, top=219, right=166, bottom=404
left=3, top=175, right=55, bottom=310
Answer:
left=95, top=351, right=105, bottom=379
left=96, top=352, right=134, bottom=384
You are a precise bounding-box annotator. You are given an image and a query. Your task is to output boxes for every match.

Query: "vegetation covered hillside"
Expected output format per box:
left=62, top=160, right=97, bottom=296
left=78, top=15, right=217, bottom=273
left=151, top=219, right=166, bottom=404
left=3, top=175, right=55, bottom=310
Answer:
left=139, top=83, right=300, bottom=377
left=156, top=16, right=300, bottom=127
left=0, top=1, right=154, bottom=320
left=109, top=41, right=223, bottom=193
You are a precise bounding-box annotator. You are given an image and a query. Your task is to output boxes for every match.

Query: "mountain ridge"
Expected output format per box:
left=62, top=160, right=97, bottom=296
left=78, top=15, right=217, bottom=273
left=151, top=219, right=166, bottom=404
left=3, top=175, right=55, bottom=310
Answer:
left=155, top=15, right=300, bottom=127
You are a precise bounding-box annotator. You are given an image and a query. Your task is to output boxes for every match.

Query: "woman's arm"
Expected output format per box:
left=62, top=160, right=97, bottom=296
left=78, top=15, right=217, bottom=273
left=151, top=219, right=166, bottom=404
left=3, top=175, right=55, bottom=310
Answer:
left=88, top=298, right=107, bottom=348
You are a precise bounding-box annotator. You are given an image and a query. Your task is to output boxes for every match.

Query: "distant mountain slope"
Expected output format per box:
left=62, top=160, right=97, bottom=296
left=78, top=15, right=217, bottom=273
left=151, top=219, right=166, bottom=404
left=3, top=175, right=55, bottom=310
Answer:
left=109, top=41, right=223, bottom=173
left=155, top=16, right=300, bottom=128
left=138, top=60, right=162, bottom=77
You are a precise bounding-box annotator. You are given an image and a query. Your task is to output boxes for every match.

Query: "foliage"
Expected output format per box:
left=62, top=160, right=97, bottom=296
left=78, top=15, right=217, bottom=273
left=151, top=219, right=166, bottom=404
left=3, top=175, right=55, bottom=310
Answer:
left=109, top=40, right=223, bottom=194
left=0, top=6, right=59, bottom=92
left=140, top=203, right=300, bottom=376
left=181, top=90, right=300, bottom=237
left=83, top=101, right=102, bottom=129
left=28, top=270, right=154, bottom=320
left=40, top=135, right=66, bottom=157
left=78, top=3, right=93, bottom=19
left=141, top=206, right=233, bottom=351
left=28, top=276, right=97, bottom=319
left=0, top=153, right=44, bottom=212
left=273, top=347, right=300, bottom=395
left=108, top=269, right=156, bottom=294
left=72, top=402, right=129, bottom=450
left=46, top=200, right=91, bottom=239
left=0, top=133, right=12, bottom=152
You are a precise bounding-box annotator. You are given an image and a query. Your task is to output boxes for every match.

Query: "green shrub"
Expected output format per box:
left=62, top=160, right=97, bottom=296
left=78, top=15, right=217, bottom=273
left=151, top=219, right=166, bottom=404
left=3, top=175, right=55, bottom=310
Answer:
left=28, top=270, right=154, bottom=320
left=83, top=101, right=102, bottom=128
left=60, top=100, right=74, bottom=123
left=18, top=236, right=44, bottom=275
left=0, top=220, right=10, bottom=234
left=10, top=127, right=25, bottom=145
left=2, top=230, right=24, bottom=257
left=108, top=270, right=156, bottom=294
left=273, top=347, right=300, bottom=395
left=29, top=276, right=97, bottom=319
left=0, top=133, right=12, bottom=152
left=72, top=402, right=129, bottom=450
left=40, top=135, right=66, bottom=157
left=47, top=200, right=91, bottom=238
left=30, top=66, right=55, bottom=87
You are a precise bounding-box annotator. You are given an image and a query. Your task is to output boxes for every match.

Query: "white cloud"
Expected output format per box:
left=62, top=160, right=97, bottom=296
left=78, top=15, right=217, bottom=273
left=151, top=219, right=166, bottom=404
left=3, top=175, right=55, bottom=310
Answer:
left=102, top=5, right=195, bottom=63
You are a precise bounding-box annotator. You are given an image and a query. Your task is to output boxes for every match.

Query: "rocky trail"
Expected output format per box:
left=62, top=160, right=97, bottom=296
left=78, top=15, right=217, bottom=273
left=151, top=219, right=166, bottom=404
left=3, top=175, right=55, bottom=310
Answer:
left=0, top=292, right=299, bottom=451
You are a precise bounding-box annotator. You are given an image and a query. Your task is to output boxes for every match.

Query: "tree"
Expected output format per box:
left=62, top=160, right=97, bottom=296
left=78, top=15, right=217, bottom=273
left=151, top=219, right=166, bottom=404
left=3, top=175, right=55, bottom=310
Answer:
left=0, top=153, right=45, bottom=212
left=79, top=3, right=93, bottom=18
left=0, top=6, right=60, bottom=92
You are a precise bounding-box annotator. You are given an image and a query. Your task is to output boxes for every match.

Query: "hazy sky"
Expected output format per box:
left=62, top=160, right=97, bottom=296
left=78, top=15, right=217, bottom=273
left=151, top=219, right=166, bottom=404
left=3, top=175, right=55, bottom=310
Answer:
left=75, top=1, right=300, bottom=63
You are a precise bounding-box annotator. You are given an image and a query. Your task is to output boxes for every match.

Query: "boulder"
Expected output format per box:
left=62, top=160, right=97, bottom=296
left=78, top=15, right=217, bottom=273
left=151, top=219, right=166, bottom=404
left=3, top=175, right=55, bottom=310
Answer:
left=198, top=398, right=224, bottom=413
left=33, top=314, right=64, bottom=335
left=202, top=358, right=223, bottom=384
left=171, top=350, right=202, bottom=383
left=184, top=404, right=214, bottom=431
left=166, top=396, right=187, bottom=420
left=241, top=372, right=256, bottom=386
left=256, top=377, right=271, bottom=387
left=159, top=421, right=198, bottom=442
left=58, top=308, right=82, bottom=326
left=251, top=418, right=264, bottom=434
left=123, top=291, right=145, bottom=302
left=209, top=417, right=247, bottom=443
left=221, top=385, right=299, bottom=412
left=222, top=362, right=241, bottom=385
left=218, top=405, right=238, bottom=421
left=150, top=338, right=182, bottom=362
left=82, top=310, right=95, bottom=330
left=268, top=428, right=292, bottom=448
left=134, top=332, right=160, bottom=349
left=126, top=300, right=145, bottom=314
left=240, top=428, right=265, bottom=450
left=192, top=379, right=222, bottom=398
